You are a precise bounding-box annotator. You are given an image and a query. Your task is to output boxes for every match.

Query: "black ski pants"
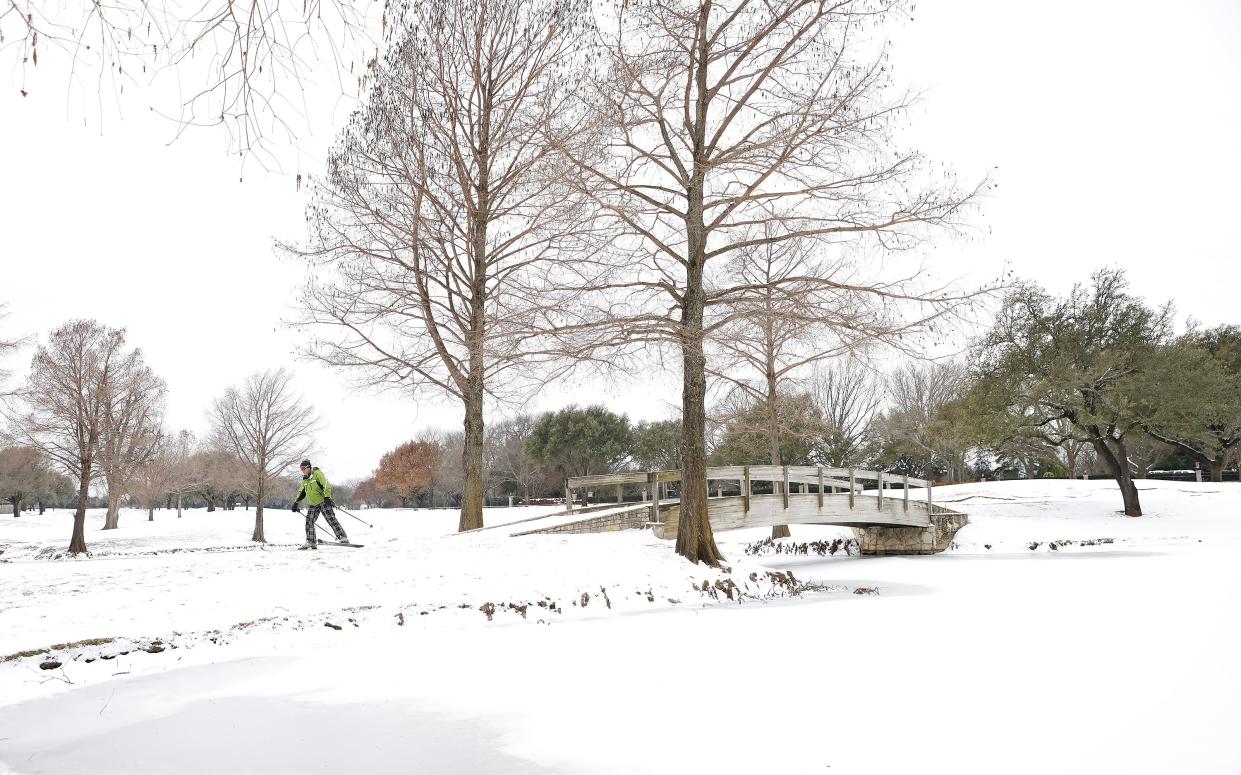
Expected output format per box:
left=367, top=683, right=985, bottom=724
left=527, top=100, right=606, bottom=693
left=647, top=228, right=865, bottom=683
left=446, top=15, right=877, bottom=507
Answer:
left=305, top=503, right=347, bottom=543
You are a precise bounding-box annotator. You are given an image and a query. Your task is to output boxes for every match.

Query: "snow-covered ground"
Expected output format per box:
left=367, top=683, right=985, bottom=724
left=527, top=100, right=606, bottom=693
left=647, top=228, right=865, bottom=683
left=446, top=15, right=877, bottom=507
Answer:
left=2, top=480, right=1240, bottom=774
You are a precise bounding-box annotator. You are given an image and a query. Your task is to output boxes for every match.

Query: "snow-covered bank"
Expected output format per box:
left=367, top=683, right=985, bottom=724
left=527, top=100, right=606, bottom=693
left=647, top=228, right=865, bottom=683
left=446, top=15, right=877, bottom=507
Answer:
left=2, top=480, right=1240, bottom=774
left=0, top=504, right=801, bottom=666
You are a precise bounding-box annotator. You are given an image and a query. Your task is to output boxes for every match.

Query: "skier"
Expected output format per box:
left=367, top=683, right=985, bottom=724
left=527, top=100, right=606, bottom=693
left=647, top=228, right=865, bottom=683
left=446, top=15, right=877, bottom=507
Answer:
left=292, top=459, right=348, bottom=549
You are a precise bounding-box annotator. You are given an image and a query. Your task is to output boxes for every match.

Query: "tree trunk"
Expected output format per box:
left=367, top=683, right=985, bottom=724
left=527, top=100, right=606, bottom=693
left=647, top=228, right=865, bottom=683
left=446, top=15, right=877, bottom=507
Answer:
left=1091, top=436, right=1142, bottom=516
left=206, top=497, right=216, bottom=513
left=677, top=313, right=723, bottom=564
left=103, top=490, right=121, bottom=530
left=148, top=506, right=155, bottom=521
left=672, top=32, right=724, bottom=566
left=38, top=501, right=45, bottom=515
left=1207, top=458, right=1223, bottom=483
left=456, top=97, right=492, bottom=534
left=8, top=497, right=20, bottom=517
left=767, top=390, right=790, bottom=540
left=459, top=386, right=486, bottom=532
left=252, top=478, right=266, bottom=542
left=69, top=471, right=90, bottom=555
left=177, top=493, right=183, bottom=518
left=1064, top=444, right=1079, bottom=479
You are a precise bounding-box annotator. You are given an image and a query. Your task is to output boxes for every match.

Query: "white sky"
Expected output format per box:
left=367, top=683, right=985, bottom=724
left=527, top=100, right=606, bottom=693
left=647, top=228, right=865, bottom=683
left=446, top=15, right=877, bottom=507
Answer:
left=1, top=0, right=1238, bottom=481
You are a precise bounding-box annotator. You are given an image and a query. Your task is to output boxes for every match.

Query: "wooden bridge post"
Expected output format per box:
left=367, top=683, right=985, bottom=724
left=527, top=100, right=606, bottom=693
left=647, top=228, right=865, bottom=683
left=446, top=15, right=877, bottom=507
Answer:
left=927, top=480, right=934, bottom=513
left=782, top=465, right=790, bottom=510
left=648, top=472, right=660, bottom=523
left=848, top=468, right=855, bottom=510
left=565, top=481, right=573, bottom=513
left=877, top=471, right=884, bottom=511
left=743, top=466, right=750, bottom=514
left=616, top=484, right=623, bottom=504
left=903, top=475, right=909, bottom=512
left=817, top=467, right=824, bottom=509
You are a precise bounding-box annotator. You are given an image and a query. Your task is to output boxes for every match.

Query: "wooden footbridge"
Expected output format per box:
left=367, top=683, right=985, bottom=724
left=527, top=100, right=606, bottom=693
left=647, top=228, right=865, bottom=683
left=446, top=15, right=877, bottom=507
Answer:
left=562, top=466, right=962, bottom=540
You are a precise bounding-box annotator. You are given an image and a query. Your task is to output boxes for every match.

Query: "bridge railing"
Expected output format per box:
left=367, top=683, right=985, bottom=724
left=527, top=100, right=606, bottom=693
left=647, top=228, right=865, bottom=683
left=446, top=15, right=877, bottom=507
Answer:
left=565, top=466, right=934, bottom=522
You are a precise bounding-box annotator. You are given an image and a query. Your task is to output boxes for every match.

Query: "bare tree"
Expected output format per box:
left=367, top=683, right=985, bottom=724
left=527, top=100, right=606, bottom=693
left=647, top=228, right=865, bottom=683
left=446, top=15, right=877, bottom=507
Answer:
left=165, top=430, right=200, bottom=517
left=6, top=321, right=145, bottom=553
left=128, top=429, right=199, bottom=520
left=435, top=431, right=466, bottom=509
left=810, top=360, right=881, bottom=467
left=97, top=354, right=166, bottom=529
left=566, top=0, right=983, bottom=563
left=128, top=434, right=177, bottom=521
left=4, top=0, right=375, bottom=159
left=290, top=0, right=602, bottom=531
left=208, top=369, right=316, bottom=542
left=487, top=414, right=545, bottom=502
left=874, top=361, right=970, bottom=482
left=190, top=447, right=247, bottom=512
left=708, top=237, right=960, bottom=536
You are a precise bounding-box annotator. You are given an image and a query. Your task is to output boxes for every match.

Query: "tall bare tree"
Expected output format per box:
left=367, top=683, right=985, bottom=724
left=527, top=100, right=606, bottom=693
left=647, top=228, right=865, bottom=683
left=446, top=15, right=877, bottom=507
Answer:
left=291, top=0, right=602, bottom=531
left=208, top=369, right=316, bottom=542
left=810, top=360, right=881, bottom=467
left=129, top=434, right=177, bottom=521
left=567, top=0, right=983, bottom=563
left=97, top=355, right=166, bottom=529
left=708, top=237, right=964, bottom=536
left=7, top=321, right=145, bottom=553
left=128, top=429, right=199, bottom=520
left=165, top=430, right=201, bottom=517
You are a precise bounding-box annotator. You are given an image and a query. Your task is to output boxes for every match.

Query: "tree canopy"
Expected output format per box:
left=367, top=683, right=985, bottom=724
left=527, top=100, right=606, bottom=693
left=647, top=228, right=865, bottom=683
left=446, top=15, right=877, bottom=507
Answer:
left=971, top=269, right=1172, bottom=515
left=526, top=406, right=632, bottom=479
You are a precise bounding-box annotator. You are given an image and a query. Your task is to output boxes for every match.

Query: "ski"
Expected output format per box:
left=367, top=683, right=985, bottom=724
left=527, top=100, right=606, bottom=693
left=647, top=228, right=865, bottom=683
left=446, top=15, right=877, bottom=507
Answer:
left=316, top=541, right=364, bottom=548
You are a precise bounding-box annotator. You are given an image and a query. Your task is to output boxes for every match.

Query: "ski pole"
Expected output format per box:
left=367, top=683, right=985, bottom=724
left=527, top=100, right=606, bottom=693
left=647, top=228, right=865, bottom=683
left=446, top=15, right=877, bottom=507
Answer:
left=332, top=504, right=373, bottom=528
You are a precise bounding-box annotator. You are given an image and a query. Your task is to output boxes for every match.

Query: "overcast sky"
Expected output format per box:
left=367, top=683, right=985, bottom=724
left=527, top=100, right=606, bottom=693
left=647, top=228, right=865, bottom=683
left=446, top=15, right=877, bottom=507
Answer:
left=1, top=0, right=1238, bottom=481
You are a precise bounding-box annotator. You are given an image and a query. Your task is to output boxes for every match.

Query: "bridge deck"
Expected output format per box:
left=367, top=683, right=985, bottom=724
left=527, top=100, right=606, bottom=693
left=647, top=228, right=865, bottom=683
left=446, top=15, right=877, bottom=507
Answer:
left=650, top=492, right=943, bottom=539
left=560, top=465, right=962, bottom=541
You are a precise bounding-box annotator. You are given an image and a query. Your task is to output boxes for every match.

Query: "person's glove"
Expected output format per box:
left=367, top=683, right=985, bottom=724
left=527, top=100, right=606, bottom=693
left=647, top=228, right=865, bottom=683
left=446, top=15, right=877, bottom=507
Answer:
left=291, top=502, right=301, bottom=513
left=324, top=497, right=335, bottom=508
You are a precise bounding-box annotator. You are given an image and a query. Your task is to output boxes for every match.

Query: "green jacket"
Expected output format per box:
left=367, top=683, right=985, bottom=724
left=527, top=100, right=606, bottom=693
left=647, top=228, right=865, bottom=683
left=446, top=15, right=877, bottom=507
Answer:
left=295, top=467, right=333, bottom=506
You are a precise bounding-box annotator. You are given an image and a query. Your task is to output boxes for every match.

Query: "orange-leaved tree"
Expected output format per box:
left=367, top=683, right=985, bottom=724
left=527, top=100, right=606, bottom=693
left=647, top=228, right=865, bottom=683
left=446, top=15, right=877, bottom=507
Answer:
left=373, top=440, right=442, bottom=508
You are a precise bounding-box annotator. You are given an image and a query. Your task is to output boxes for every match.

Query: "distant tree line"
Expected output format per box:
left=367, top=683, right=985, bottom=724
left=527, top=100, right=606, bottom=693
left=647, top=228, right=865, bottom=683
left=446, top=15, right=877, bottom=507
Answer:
left=3, top=269, right=1234, bottom=553
left=0, top=319, right=343, bottom=553
left=349, top=269, right=1238, bottom=525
